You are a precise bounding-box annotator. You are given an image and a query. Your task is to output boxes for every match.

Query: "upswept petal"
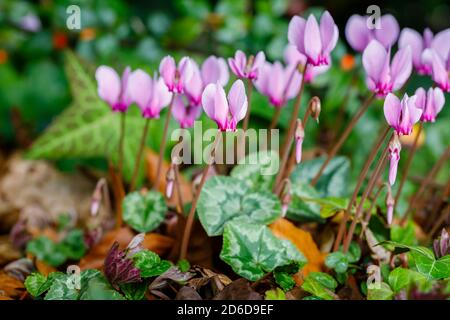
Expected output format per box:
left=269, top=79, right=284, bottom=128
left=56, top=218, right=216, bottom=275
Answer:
left=159, top=56, right=176, bottom=89
left=228, top=79, right=247, bottom=123
left=95, top=66, right=121, bottom=107
left=399, top=28, right=423, bottom=68
left=304, top=15, right=322, bottom=64
left=320, top=11, right=338, bottom=54
left=375, top=14, right=399, bottom=48
left=288, top=16, right=306, bottom=53
left=383, top=93, right=401, bottom=128
left=128, top=69, right=152, bottom=111
left=363, top=40, right=388, bottom=83
left=391, top=46, right=412, bottom=90
left=345, top=15, right=370, bottom=52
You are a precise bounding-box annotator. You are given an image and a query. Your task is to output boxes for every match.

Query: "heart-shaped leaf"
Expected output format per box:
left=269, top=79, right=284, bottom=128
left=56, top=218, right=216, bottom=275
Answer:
left=301, top=272, right=338, bottom=300
left=286, top=181, right=323, bottom=222
left=122, top=191, right=167, bottom=233
left=197, top=176, right=281, bottom=236
left=220, top=219, right=306, bottom=281
left=132, top=250, right=171, bottom=278
left=367, top=282, right=394, bottom=300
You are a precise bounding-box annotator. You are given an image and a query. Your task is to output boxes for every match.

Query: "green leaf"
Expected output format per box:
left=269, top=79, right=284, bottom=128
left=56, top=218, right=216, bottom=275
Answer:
left=317, top=197, right=348, bottom=218
left=301, top=272, right=338, bottom=300
left=177, top=259, right=190, bottom=273
left=230, top=150, right=278, bottom=190
left=25, top=273, right=50, bottom=297
left=26, top=236, right=66, bottom=267
left=388, top=268, right=411, bottom=293
left=290, top=156, right=350, bottom=197
left=120, top=280, right=149, bottom=300
left=346, top=242, right=361, bottom=263
left=132, top=250, right=171, bottom=278
left=367, top=282, right=394, bottom=300
left=220, top=219, right=305, bottom=281
left=122, top=191, right=167, bottom=233
left=390, top=221, right=417, bottom=246
left=286, top=181, right=323, bottom=222
left=44, top=273, right=78, bottom=300
left=265, top=288, right=286, bottom=300
left=197, top=176, right=281, bottom=236
left=325, top=252, right=348, bottom=274
left=381, top=241, right=450, bottom=280
left=58, top=229, right=87, bottom=260
left=79, top=275, right=125, bottom=300
left=273, top=271, right=295, bottom=291
left=26, top=51, right=151, bottom=185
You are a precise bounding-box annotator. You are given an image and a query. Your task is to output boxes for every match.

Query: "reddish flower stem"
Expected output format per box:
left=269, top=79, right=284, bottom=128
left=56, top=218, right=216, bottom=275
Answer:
left=129, top=118, right=151, bottom=191
left=269, top=108, right=282, bottom=131
left=117, top=113, right=126, bottom=183
left=154, top=95, right=176, bottom=191
left=180, top=130, right=221, bottom=260
left=311, top=94, right=375, bottom=187
left=242, top=79, right=254, bottom=131
left=173, top=164, right=185, bottom=216
left=333, top=125, right=390, bottom=251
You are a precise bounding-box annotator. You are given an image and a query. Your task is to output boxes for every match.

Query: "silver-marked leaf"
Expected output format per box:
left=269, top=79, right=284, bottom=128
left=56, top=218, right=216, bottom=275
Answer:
left=286, top=181, right=323, bottom=222
left=79, top=275, right=126, bottom=300
left=367, top=282, right=394, bottom=300
left=122, top=191, right=167, bottom=233
left=241, top=191, right=282, bottom=224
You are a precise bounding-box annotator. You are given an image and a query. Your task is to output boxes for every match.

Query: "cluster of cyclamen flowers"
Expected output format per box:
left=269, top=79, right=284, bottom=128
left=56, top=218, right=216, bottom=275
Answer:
left=95, top=11, right=448, bottom=204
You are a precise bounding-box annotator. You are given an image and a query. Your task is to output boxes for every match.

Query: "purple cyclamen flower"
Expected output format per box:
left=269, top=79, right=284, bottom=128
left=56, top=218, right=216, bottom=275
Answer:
left=414, top=87, right=445, bottom=122
left=345, top=14, right=399, bottom=52
left=228, top=50, right=265, bottom=80
left=399, top=28, right=434, bottom=75
left=384, top=93, right=422, bottom=136
left=254, top=61, right=302, bottom=108
left=104, top=241, right=142, bottom=289
left=128, top=70, right=173, bottom=118
left=284, top=44, right=330, bottom=83
left=363, top=40, right=412, bottom=97
left=425, top=49, right=450, bottom=92
left=202, top=80, right=248, bottom=131
left=185, top=56, right=229, bottom=106
left=159, top=56, right=193, bottom=94
left=95, top=66, right=132, bottom=112
left=388, top=134, right=402, bottom=186
left=433, top=229, right=449, bottom=259
left=288, top=11, right=339, bottom=67
left=172, top=95, right=202, bottom=128
left=295, top=120, right=305, bottom=164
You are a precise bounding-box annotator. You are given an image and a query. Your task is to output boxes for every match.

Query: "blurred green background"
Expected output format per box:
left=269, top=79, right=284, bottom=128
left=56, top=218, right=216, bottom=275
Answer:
left=0, top=0, right=448, bottom=213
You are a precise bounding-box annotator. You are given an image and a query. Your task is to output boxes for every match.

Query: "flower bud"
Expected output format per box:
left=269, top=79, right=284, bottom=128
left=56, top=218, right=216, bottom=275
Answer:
left=386, top=185, right=394, bottom=225
left=433, top=229, right=450, bottom=259
left=295, top=119, right=305, bottom=164
left=309, top=96, right=321, bottom=123
left=166, top=165, right=175, bottom=199
left=388, top=134, right=401, bottom=185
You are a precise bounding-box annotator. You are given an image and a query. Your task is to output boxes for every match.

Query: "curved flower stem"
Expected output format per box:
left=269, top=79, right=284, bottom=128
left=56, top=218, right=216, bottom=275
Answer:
left=129, top=118, right=151, bottom=191
left=400, top=146, right=450, bottom=225
left=173, top=164, right=184, bottom=216
left=333, top=125, right=390, bottom=251
left=117, top=113, right=126, bottom=182
left=311, top=93, right=375, bottom=187
left=394, top=123, right=423, bottom=213
left=343, top=134, right=392, bottom=253
left=154, top=94, right=176, bottom=191
left=180, top=130, right=221, bottom=260
left=269, top=108, right=282, bottom=131
left=242, top=79, right=254, bottom=131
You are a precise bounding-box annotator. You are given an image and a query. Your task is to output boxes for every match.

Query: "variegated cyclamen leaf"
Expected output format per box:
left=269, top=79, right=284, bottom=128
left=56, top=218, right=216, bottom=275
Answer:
left=220, top=219, right=305, bottom=281
left=122, top=191, right=167, bottom=233
left=197, top=176, right=281, bottom=236
left=79, top=275, right=126, bottom=300
left=287, top=181, right=323, bottom=222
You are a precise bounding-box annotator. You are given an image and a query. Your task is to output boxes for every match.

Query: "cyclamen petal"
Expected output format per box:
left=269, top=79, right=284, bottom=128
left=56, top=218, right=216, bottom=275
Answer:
left=388, top=135, right=401, bottom=186
left=374, top=15, right=400, bottom=49
left=228, top=79, right=248, bottom=125
left=415, top=87, right=445, bottom=122
left=96, top=66, right=132, bottom=112
left=428, top=49, right=450, bottom=92
left=228, top=50, right=265, bottom=80
left=159, top=55, right=193, bottom=93
left=384, top=93, right=422, bottom=135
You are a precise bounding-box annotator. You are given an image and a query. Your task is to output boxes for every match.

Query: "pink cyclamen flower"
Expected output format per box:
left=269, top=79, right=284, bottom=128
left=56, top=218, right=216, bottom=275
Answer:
left=288, top=11, right=338, bottom=67
left=228, top=50, right=265, bottom=80
left=128, top=69, right=173, bottom=118
left=388, top=134, right=402, bottom=186
left=362, top=40, right=412, bottom=97
left=295, top=120, right=305, bottom=164
left=425, top=49, right=450, bottom=92
left=172, top=95, right=202, bottom=128
left=185, top=56, right=229, bottom=106
left=399, top=28, right=434, bottom=75
left=254, top=61, right=302, bottom=108
left=384, top=93, right=422, bottom=136
left=284, top=44, right=330, bottom=83
left=95, top=66, right=132, bottom=112
left=386, top=185, right=394, bottom=225
left=202, top=80, right=248, bottom=131
left=159, top=56, right=193, bottom=93
left=345, top=14, right=399, bottom=52
left=414, top=87, right=445, bottom=122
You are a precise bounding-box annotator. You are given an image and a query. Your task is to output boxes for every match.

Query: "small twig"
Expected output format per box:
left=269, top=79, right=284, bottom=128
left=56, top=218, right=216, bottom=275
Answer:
left=311, top=94, right=375, bottom=186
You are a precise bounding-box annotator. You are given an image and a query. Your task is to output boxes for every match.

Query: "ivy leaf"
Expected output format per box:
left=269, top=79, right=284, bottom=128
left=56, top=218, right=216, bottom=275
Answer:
left=197, top=176, right=281, bottom=236
left=301, top=272, right=338, bottom=300
left=122, top=191, right=167, bottom=233
left=24, top=273, right=51, bottom=297
left=25, top=51, right=152, bottom=184
left=230, top=150, right=278, bottom=190
left=26, top=236, right=66, bottom=267
left=265, top=288, right=286, bottom=300
left=290, top=156, right=350, bottom=197
left=79, top=275, right=125, bottom=300
left=58, top=229, right=87, bottom=260
left=388, top=267, right=411, bottom=293
left=325, top=242, right=360, bottom=274
left=220, top=219, right=305, bottom=281
left=367, top=282, right=394, bottom=300
left=132, top=250, right=171, bottom=278
left=381, top=241, right=450, bottom=280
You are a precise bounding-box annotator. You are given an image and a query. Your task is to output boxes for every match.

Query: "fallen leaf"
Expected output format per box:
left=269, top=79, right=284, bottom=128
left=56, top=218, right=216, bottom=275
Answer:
left=79, top=227, right=174, bottom=270
left=0, top=271, right=25, bottom=299
left=175, top=286, right=202, bottom=300
left=0, top=235, right=21, bottom=265
left=35, top=259, right=57, bottom=276
left=213, top=278, right=262, bottom=300
left=145, top=148, right=192, bottom=205
left=269, top=218, right=325, bottom=285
